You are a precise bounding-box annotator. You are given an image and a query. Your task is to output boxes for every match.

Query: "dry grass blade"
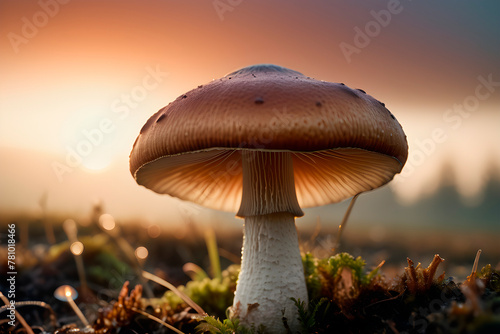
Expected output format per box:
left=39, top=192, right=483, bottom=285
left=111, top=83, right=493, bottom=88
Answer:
left=469, top=249, right=482, bottom=282
left=461, top=249, right=485, bottom=315
left=0, top=292, right=35, bottom=334
left=403, top=254, right=445, bottom=294
left=142, top=270, right=206, bottom=315
left=131, top=307, right=186, bottom=334
left=333, top=193, right=361, bottom=252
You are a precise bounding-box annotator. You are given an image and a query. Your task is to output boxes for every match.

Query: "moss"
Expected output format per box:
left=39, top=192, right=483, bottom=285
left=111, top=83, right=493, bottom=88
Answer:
left=191, top=252, right=498, bottom=333
left=163, top=264, right=239, bottom=319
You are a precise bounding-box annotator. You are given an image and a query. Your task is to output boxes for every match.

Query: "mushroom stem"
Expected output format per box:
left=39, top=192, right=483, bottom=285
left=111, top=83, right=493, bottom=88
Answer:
left=237, top=151, right=303, bottom=218
left=233, top=151, right=307, bottom=333
left=234, top=213, right=307, bottom=332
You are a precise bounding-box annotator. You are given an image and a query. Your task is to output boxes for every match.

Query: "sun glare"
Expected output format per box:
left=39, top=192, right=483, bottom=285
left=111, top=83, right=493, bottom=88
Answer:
left=81, top=155, right=113, bottom=172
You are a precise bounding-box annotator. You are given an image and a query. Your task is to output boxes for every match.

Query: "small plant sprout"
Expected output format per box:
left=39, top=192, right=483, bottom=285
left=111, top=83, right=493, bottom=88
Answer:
left=205, top=227, right=222, bottom=280
left=98, top=213, right=154, bottom=298
left=63, top=219, right=89, bottom=297
left=54, top=285, right=90, bottom=328
left=469, top=249, right=483, bottom=282
left=461, top=249, right=485, bottom=315
left=129, top=64, right=408, bottom=332
left=39, top=191, right=56, bottom=244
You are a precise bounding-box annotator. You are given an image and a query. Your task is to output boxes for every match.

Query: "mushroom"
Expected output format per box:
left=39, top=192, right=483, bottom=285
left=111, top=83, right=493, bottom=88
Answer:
left=129, top=64, right=408, bottom=332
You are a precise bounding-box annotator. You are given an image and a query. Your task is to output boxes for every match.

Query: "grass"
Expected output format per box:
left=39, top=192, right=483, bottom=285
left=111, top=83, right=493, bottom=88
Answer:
left=0, top=213, right=499, bottom=333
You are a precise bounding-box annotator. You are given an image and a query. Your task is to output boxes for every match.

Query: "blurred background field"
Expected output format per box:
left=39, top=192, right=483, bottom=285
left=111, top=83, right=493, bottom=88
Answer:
left=0, top=185, right=499, bottom=330
left=1, top=182, right=499, bottom=288
left=0, top=0, right=499, bottom=315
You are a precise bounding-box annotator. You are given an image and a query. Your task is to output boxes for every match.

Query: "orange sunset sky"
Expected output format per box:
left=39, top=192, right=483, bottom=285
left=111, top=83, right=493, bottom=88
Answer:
left=0, top=1, right=499, bottom=229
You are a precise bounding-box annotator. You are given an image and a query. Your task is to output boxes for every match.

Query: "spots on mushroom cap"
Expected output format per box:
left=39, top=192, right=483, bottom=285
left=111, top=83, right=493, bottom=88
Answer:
left=156, top=113, right=167, bottom=123
left=342, top=85, right=360, bottom=99
left=139, top=107, right=166, bottom=134
left=384, top=108, right=396, bottom=120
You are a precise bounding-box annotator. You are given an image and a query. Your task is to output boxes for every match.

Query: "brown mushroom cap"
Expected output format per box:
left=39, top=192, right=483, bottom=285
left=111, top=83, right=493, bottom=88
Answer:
left=130, top=64, right=408, bottom=212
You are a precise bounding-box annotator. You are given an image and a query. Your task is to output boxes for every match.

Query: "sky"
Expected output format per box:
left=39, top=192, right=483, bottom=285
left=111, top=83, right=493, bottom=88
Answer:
left=0, top=0, right=499, bottom=230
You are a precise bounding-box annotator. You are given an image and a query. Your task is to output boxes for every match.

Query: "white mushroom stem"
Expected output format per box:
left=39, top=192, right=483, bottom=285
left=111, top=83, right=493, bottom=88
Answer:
left=233, top=151, right=308, bottom=333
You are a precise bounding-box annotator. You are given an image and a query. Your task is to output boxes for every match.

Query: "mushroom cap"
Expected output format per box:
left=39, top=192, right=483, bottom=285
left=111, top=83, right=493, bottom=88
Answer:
left=130, top=64, right=408, bottom=212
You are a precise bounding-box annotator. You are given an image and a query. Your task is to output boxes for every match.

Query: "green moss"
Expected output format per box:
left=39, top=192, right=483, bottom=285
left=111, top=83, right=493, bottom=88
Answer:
left=164, top=264, right=239, bottom=318
left=303, top=252, right=382, bottom=301
left=195, top=316, right=261, bottom=334
left=479, top=264, right=500, bottom=293
left=162, top=252, right=500, bottom=334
